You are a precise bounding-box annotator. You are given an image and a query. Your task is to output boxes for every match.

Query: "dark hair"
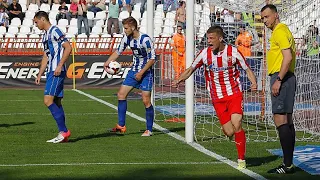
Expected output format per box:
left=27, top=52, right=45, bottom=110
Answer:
left=177, top=25, right=183, bottom=29
left=60, top=0, right=65, bottom=5
left=261, top=4, right=278, bottom=13
left=206, top=25, right=224, bottom=38
left=34, top=11, right=49, bottom=21
left=122, top=16, right=138, bottom=29
left=179, top=1, right=185, bottom=7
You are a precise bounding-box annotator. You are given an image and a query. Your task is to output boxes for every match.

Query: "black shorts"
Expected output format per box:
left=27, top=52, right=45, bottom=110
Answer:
left=270, top=72, right=296, bottom=114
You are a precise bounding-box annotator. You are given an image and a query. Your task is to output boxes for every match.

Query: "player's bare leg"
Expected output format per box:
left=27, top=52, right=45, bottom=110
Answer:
left=231, top=114, right=246, bottom=169
left=222, top=114, right=246, bottom=169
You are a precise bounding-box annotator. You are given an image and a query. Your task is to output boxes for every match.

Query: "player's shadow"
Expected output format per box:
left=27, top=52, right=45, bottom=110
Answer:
left=69, top=131, right=145, bottom=142
left=0, top=122, right=35, bottom=128
left=69, top=133, right=124, bottom=142
left=246, top=155, right=280, bottom=167
left=164, top=127, right=185, bottom=133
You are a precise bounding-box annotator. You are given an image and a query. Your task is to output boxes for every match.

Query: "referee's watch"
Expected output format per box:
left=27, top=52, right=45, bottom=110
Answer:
left=276, top=76, right=282, bottom=82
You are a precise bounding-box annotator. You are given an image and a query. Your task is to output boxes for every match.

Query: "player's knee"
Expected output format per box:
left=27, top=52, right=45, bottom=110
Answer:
left=117, top=91, right=126, bottom=99
left=222, top=127, right=234, bottom=137
left=142, top=98, right=151, bottom=107
left=231, top=114, right=242, bottom=131
left=43, top=97, right=53, bottom=107
left=233, top=125, right=242, bottom=133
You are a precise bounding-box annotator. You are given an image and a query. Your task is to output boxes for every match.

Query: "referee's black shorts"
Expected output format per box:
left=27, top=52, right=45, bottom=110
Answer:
left=269, top=72, right=297, bottom=114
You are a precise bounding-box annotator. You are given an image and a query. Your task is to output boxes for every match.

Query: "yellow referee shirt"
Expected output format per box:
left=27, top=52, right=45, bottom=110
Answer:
left=267, top=23, right=296, bottom=75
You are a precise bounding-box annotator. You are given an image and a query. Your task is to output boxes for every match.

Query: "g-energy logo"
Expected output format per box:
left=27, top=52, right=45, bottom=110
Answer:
left=0, top=62, right=130, bottom=79
left=66, top=62, right=130, bottom=79
left=0, top=62, right=44, bottom=79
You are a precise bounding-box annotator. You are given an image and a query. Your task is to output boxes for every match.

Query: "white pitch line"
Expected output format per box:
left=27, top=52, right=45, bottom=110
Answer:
left=0, top=112, right=117, bottom=116
left=73, top=89, right=267, bottom=180
left=0, top=161, right=223, bottom=167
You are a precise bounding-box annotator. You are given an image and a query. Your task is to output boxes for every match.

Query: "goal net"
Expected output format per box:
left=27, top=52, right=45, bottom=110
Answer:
left=153, top=0, right=320, bottom=142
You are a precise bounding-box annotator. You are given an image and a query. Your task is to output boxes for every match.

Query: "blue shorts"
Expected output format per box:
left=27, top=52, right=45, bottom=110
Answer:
left=123, top=70, right=153, bottom=91
left=118, top=0, right=132, bottom=6
left=44, top=71, right=66, bottom=97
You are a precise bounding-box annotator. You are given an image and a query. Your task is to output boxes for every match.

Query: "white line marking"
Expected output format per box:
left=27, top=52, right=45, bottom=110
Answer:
left=0, top=113, right=117, bottom=116
left=0, top=162, right=223, bottom=167
left=73, top=89, right=267, bottom=180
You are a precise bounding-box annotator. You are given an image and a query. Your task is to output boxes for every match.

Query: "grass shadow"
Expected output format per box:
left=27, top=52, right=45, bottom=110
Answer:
left=0, top=122, right=35, bottom=128
left=69, top=132, right=123, bottom=142
left=246, top=155, right=280, bottom=167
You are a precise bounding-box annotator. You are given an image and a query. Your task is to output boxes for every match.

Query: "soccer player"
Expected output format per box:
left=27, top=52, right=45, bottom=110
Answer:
left=172, top=25, right=257, bottom=169
left=261, top=4, right=296, bottom=174
left=103, top=17, right=156, bottom=136
left=34, top=11, right=72, bottom=143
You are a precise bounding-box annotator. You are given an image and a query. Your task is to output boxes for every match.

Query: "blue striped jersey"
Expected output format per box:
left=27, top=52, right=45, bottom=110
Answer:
left=42, top=26, right=68, bottom=72
left=116, top=33, right=156, bottom=72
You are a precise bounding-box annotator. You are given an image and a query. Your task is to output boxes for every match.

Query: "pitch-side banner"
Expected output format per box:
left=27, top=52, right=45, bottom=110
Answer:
left=0, top=56, right=133, bottom=87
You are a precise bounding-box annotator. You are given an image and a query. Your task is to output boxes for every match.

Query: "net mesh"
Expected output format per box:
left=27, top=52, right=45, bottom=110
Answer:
left=153, top=0, right=320, bottom=142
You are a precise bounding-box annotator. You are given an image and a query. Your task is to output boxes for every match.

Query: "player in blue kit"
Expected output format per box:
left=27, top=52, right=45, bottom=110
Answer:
left=104, top=16, right=156, bottom=136
left=34, top=11, right=72, bottom=143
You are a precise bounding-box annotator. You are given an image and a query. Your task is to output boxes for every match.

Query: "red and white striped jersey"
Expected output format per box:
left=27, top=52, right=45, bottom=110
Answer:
left=191, top=45, right=249, bottom=101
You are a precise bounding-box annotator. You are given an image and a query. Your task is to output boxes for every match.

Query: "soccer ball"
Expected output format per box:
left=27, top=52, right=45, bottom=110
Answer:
left=106, top=61, right=122, bottom=75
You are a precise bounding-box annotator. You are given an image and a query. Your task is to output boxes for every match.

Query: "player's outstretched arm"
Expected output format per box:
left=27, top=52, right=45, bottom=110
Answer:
left=172, top=67, right=195, bottom=87
left=245, top=68, right=258, bottom=91
left=35, top=52, right=48, bottom=85
left=104, top=51, right=120, bottom=72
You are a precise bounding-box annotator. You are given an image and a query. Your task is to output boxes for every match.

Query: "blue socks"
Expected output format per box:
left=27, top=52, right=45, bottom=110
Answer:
left=48, top=103, right=68, bottom=132
left=146, top=105, right=154, bottom=132
left=59, top=105, right=65, bottom=124
left=118, top=100, right=153, bottom=131
left=118, top=100, right=127, bottom=127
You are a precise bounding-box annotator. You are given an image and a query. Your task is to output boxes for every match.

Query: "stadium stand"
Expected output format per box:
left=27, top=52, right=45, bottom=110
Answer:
left=0, top=0, right=315, bottom=57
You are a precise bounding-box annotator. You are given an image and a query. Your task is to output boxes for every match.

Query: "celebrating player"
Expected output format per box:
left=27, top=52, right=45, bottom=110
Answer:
left=104, top=17, right=156, bottom=136
left=172, top=25, right=257, bottom=169
left=34, top=11, right=72, bottom=143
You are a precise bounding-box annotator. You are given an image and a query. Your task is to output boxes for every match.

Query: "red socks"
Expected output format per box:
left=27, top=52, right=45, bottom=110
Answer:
left=235, top=129, right=246, bottom=160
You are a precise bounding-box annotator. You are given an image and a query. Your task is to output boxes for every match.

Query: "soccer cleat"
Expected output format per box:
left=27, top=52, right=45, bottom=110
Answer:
left=141, top=130, right=153, bottom=136
left=110, top=124, right=126, bottom=134
left=237, top=159, right=246, bottom=169
left=46, top=130, right=71, bottom=143
left=267, top=164, right=295, bottom=174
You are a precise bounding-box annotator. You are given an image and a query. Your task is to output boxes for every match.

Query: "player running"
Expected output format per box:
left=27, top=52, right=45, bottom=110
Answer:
left=172, top=25, right=257, bottom=169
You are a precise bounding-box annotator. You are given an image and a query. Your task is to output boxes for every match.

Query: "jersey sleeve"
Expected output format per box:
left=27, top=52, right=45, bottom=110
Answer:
left=191, top=49, right=205, bottom=70
left=274, top=28, right=292, bottom=50
left=142, top=35, right=156, bottom=61
left=116, top=36, right=129, bottom=55
left=53, top=28, right=68, bottom=44
left=235, top=49, right=249, bottom=70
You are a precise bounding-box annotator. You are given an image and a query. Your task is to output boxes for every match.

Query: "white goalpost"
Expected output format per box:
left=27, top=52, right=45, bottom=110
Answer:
left=185, top=0, right=195, bottom=143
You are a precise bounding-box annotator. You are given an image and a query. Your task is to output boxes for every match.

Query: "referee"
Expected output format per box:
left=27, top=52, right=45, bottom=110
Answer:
left=261, top=4, right=296, bottom=174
